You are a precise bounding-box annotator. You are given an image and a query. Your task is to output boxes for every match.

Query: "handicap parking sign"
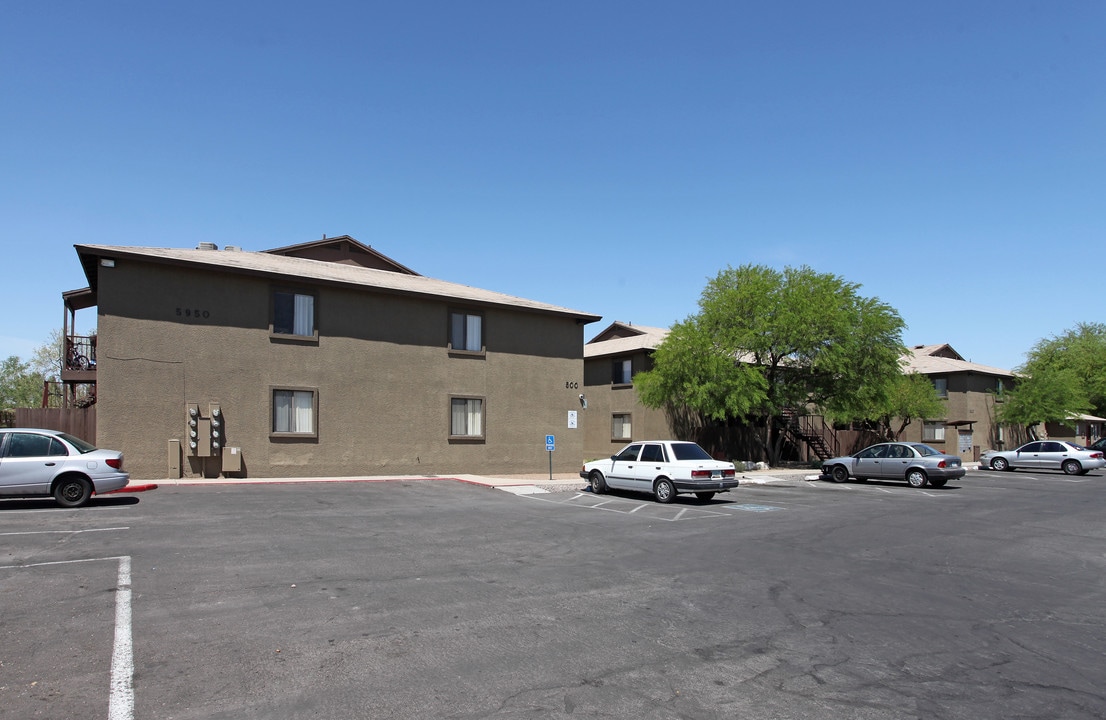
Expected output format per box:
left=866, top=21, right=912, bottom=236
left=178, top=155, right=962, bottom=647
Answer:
left=546, top=434, right=555, bottom=451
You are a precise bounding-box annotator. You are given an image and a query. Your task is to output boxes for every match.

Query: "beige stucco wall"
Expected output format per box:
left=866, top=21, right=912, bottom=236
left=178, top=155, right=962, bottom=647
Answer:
left=94, top=259, right=590, bottom=479
left=581, top=350, right=674, bottom=461
left=897, top=372, right=1009, bottom=460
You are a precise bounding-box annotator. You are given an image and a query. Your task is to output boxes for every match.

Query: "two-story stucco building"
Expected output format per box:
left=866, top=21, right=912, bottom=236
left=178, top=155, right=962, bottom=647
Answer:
left=582, top=326, right=1020, bottom=465
left=67, top=236, right=600, bottom=479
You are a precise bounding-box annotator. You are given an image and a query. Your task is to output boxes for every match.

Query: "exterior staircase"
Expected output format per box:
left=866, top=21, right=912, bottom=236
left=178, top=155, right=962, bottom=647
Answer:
left=780, top=408, right=838, bottom=461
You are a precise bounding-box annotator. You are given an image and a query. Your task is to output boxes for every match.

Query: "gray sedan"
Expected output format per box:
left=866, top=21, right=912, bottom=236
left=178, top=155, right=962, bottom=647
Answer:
left=980, top=440, right=1106, bottom=475
left=821, top=442, right=965, bottom=488
left=0, top=428, right=130, bottom=507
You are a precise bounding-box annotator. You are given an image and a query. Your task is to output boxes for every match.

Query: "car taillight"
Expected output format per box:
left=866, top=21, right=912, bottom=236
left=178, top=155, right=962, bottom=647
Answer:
left=691, top=470, right=711, bottom=478
left=106, top=458, right=123, bottom=470
left=722, top=469, right=735, bottom=479
left=937, top=460, right=946, bottom=468
left=1092, top=452, right=1104, bottom=460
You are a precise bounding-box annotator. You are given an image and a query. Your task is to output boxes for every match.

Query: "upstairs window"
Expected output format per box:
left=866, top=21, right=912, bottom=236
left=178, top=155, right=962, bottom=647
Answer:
left=933, top=377, right=948, bottom=398
left=272, top=290, right=316, bottom=338
left=612, top=359, right=632, bottom=384
left=450, top=311, right=483, bottom=353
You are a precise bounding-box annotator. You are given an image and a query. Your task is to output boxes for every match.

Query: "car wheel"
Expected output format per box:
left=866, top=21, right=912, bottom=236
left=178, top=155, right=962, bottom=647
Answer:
left=54, top=476, right=92, bottom=508
left=906, top=469, right=928, bottom=488
left=654, top=478, right=677, bottom=504
left=928, top=478, right=948, bottom=488
left=589, top=471, right=607, bottom=494
left=991, top=457, right=1009, bottom=471
left=695, top=491, right=716, bottom=501
left=1062, top=459, right=1082, bottom=475
left=830, top=465, right=849, bottom=483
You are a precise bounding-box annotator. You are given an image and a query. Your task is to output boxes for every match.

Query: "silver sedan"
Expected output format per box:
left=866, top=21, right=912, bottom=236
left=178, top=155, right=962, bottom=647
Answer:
left=821, top=442, right=965, bottom=488
left=980, top=440, right=1106, bottom=475
left=0, top=428, right=130, bottom=507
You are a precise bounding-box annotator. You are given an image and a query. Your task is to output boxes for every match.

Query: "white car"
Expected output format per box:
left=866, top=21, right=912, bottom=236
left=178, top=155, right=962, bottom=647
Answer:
left=980, top=440, right=1106, bottom=475
left=580, top=441, right=738, bottom=503
left=0, top=428, right=130, bottom=507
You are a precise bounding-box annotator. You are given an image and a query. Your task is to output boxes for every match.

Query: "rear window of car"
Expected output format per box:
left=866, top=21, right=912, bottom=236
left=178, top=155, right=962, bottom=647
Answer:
left=58, top=432, right=97, bottom=453
left=670, top=443, right=712, bottom=461
left=911, top=444, right=942, bottom=457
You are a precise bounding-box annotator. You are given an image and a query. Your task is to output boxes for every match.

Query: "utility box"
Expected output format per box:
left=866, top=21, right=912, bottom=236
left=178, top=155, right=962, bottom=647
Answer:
left=168, top=439, right=181, bottom=478
left=221, top=446, right=242, bottom=474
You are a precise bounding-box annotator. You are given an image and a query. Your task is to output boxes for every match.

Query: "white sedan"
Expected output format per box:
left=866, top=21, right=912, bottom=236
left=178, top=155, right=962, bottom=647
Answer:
left=980, top=440, right=1106, bottom=475
left=580, top=440, right=738, bottom=503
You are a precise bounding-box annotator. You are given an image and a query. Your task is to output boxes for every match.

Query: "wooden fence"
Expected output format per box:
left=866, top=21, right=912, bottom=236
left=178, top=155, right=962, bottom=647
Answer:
left=6, top=407, right=97, bottom=444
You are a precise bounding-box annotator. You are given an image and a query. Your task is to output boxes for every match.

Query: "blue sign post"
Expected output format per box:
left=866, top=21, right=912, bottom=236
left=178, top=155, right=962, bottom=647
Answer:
left=546, top=435, right=555, bottom=480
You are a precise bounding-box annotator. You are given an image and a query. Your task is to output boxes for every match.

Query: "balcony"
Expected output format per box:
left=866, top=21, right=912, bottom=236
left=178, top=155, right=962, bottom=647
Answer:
left=62, top=334, right=97, bottom=383
left=60, top=287, right=97, bottom=408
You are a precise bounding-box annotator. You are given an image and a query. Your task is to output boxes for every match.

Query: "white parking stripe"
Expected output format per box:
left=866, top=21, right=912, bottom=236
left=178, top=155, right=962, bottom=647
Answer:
left=109, top=556, right=134, bottom=720
left=0, top=527, right=130, bottom=537
left=0, top=555, right=135, bottom=720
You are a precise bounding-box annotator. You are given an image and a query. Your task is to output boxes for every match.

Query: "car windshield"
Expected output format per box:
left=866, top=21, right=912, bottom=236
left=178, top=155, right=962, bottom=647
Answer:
left=909, top=443, right=943, bottom=457
left=670, top=443, right=712, bottom=461
left=58, top=432, right=97, bottom=454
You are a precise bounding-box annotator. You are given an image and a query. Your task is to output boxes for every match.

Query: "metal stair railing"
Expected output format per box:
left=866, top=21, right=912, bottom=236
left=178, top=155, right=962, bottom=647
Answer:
left=780, top=408, right=839, bottom=461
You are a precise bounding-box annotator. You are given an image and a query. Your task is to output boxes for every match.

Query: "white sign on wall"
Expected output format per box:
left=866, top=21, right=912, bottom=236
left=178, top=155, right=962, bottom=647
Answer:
left=567, top=411, right=578, bottom=429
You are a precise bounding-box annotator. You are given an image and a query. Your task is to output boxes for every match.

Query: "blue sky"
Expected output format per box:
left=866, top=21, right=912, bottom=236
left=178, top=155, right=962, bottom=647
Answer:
left=2, top=1, right=1102, bottom=371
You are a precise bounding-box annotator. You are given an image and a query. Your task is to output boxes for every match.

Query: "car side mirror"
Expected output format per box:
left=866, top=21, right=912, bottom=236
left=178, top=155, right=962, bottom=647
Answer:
left=610, top=455, right=618, bottom=461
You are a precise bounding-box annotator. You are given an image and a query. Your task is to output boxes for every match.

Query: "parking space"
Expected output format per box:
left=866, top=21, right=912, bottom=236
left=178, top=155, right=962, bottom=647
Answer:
left=0, top=528, right=134, bottom=720
left=4, top=474, right=1106, bottom=719
left=515, top=471, right=986, bottom=519
left=521, top=489, right=739, bottom=520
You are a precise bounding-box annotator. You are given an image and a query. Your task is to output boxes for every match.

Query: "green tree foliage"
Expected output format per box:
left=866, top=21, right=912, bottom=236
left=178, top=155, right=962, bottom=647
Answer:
left=635, top=264, right=906, bottom=463
left=31, top=328, right=64, bottom=380
left=874, top=372, right=947, bottom=441
left=1018, top=322, right=1106, bottom=417
left=995, top=322, right=1103, bottom=437
left=0, top=355, right=46, bottom=408
left=997, top=367, right=1089, bottom=439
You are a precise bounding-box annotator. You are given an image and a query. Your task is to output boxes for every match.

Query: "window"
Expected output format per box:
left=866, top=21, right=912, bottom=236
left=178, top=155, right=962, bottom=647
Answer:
left=272, top=290, right=316, bottom=338
left=614, top=444, right=641, bottom=462
left=933, top=377, right=948, bottom=398
left=449, top=311, right=483, bottom=353
left=450, top=397, right=484, bottom=439
left=612, top=413, right=632, bottom=441
left=640, top=443, right=666, bottom=462
left=272, top=388, right=317, bottom=437
left=922, top=421, right=946, bottom=442
left=7, top=433, right=68, bottom=458
left=612, top=359, right=632, bottom=384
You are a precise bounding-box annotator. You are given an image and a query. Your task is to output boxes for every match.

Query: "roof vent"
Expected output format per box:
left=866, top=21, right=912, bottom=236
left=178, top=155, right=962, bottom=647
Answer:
left=197, top=242, right=218, bottom=251
left=224, top=245, right=241, bottom=252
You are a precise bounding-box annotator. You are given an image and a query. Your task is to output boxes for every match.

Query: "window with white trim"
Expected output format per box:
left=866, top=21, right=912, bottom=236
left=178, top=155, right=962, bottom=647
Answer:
left=449, top=311, right=483, bottom=353
left=272, top=388, right=317, bottom=437
left=272, top=290, right=316, bottom=338
left=612, top=413, right=632, bottom=441
left=450, top=397, right=484, bottom=438
left=922, top=421, right=946, bottom=442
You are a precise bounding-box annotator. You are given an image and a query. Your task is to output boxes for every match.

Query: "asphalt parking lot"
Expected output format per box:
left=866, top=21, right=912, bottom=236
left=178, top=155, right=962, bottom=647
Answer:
left=2, top=467, right=1106, bottom=719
